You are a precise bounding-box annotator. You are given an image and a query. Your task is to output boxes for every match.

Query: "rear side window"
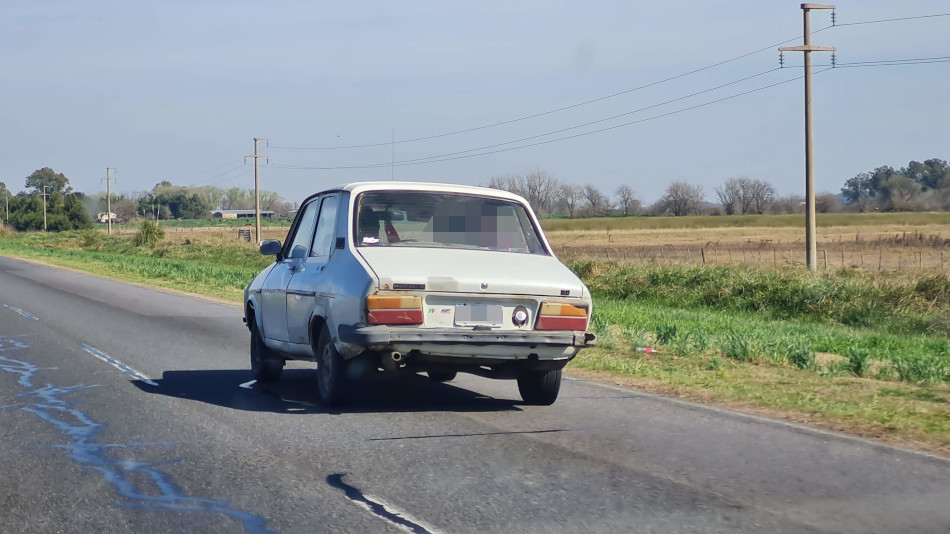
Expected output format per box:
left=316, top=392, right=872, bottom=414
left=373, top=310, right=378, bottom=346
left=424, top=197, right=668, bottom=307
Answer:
left=286, top=200, right=320, bottom=259
left=354, top=191, right=547, bottom=255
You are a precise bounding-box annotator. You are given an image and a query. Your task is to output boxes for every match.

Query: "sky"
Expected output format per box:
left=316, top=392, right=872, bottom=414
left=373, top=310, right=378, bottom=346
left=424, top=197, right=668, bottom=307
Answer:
left=1, top=1, right=948, bottom=205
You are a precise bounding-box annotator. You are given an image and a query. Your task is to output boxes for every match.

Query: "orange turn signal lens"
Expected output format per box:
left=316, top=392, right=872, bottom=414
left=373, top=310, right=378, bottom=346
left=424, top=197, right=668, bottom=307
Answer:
left=536, top=302, right=588, bottom=331
left=366, top=296, right=422, bottom=310
left=538, top=303, right=587, bottom=317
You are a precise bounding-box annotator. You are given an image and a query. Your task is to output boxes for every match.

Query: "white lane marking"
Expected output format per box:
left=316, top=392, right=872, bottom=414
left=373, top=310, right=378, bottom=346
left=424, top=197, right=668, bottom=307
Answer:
left=80, top=344, right=159, bottom=387
left=239, top=380, right=257, bottom=389
left=3, top=304, right=39, bottom=321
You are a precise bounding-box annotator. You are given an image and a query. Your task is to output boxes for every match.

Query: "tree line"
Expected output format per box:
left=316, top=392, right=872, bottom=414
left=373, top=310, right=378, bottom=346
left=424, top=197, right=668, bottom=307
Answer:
left=488, top=157, right=948, bottom=219
left=0, top=168, right=292, bottom=231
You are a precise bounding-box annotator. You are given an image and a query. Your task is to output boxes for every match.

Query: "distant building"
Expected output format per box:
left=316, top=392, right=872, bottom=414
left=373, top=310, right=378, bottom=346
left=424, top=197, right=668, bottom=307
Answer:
left=211, top=210, right=275, bottom=220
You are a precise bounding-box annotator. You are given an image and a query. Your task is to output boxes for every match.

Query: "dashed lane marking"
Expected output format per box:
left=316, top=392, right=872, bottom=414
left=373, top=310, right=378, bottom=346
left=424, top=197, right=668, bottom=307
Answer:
left=80, top=344, right=159, bottom=387
left=3, top=304, right=39, bottom=321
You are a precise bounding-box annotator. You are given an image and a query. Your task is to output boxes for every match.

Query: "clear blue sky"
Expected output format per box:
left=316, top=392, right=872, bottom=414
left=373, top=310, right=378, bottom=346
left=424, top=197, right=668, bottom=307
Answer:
left=1, top=1, right=948, bottom=204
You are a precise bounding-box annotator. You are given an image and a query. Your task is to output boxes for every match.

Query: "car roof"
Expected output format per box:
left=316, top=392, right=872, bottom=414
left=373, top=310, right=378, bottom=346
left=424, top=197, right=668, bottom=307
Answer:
left=313, top=181, right=529, bottom=204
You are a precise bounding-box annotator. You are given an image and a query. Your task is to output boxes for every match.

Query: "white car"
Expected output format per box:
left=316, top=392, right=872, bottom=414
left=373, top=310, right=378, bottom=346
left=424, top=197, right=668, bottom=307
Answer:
left=244, top=182, right=596, bottom=406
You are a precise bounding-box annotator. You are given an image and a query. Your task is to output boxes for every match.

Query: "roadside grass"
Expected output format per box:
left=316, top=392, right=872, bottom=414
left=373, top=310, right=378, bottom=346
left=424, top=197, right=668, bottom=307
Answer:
left=574, top=261, right=950, bottom=337
left=0, top=230, right=269, bottom=301
left=541, top=211, right=950, bottom=232
left=3, top=229, right=950, bottom=452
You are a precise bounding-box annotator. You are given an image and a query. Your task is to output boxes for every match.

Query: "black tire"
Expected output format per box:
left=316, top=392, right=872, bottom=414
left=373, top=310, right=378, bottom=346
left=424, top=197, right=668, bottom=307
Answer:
left=315, top=324, right=348, bottom=406
left=427, top=370, right=457, bottom=382
left=517, top=369, right=562, bottom=406
left=250, top=322, right=283, bottom=383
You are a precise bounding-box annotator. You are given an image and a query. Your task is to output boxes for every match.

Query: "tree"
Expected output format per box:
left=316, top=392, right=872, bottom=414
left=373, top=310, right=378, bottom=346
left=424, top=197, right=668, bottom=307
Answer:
left=582, top=184, right=609, bottom=216
left=748, top=179, right=775, bottom=214
left=7, top=190, right=91, bottom=231
left=488, top=170, right=562, bottom=216
left=901, top=159, right=950, bottom=191
left=840, top=172, right=875, bottom=211
left=878, top=174, right=921, bottom=212
left=614, top=185, right=639, bottom=216
left=715, top=177, right=775, bottom=215
left=815, top=192, right=841, bottom=213
left=559, top=184, right=582, bottom=219
left=25, top=167, right=71, bottom=195
left=659, top=181, right=705, bottom=216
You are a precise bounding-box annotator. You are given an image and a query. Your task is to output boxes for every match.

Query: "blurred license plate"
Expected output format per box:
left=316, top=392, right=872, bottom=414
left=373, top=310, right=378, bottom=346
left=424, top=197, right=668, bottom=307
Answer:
left=454, top=304, right=503, bottom=327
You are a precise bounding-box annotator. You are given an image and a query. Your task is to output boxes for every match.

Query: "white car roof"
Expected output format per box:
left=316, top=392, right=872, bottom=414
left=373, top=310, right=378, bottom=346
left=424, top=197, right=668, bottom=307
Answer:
left=319, top=181, right=530, bottom=205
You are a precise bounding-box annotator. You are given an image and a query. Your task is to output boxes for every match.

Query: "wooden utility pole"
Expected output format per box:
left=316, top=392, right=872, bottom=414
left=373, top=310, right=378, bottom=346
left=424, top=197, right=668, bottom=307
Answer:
left=245, top=138, right=268, bottom=244
left=2, top=186, right=8, bottom=228
left=780, top=3, right=836, bottom=272
left=102, top=167, right=116, bottom=235
left=41, top=186, right=50, bottom=232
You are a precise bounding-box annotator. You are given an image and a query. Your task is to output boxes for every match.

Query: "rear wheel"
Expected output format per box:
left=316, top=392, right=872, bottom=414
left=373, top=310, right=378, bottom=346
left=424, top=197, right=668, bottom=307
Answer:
left=517, top=369, right=561, bottom=405
left=427, top=370, right=457, bottom=382
left=250, top=322, right=283, bottom=383
left=315, top=324, right=348, bottom=406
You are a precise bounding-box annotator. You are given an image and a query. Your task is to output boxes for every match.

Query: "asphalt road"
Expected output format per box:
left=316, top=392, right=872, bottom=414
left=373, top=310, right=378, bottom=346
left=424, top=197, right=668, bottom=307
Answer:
left=2, top=255, right=950, bottom=534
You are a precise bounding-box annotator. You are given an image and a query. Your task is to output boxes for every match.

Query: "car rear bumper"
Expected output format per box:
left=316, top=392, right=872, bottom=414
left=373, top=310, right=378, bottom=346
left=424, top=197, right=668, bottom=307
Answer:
left=339, top=325, right=596, bottom=349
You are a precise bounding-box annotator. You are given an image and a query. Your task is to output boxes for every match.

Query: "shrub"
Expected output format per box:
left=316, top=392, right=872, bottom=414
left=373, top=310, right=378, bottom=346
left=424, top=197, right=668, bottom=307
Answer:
left=133, top=220, right=165, bottom=247
left=654, top=322, right=679, bottom=345
left=893, top=356, right=947, bottom=384
left=722, top=332, right=752, bottom=362
left=787, top=344, right=815, bottom=370
left=846, top=347, right=872, bottom=377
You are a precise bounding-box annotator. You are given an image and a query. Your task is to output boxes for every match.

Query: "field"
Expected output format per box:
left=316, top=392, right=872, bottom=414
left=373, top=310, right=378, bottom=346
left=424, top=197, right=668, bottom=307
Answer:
left=544, top=213, right=950, bottom=272
left=2, top=212, right=950, bottom=453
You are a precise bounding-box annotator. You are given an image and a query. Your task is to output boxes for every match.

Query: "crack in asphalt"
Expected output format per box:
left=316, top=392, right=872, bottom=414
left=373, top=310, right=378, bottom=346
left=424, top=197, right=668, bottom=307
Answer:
left=327, top=473, right=438, bottom=534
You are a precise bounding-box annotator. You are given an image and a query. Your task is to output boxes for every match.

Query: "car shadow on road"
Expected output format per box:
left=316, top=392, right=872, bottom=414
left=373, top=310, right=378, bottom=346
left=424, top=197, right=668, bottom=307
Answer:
left=132, top=369, right=522, bottom=414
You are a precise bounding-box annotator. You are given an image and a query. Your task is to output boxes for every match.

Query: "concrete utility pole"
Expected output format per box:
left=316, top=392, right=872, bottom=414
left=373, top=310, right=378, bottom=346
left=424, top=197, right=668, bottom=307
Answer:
left=41, top=186, right=50, bottom=232
left=245, top=138, right=268, bottom=244
left=780, top=3, right=836, bottom=272
left=102, top=167, right=116, bottom=235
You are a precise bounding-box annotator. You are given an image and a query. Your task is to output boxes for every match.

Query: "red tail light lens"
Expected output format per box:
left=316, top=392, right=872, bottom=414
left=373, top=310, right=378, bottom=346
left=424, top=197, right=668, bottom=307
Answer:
left=367, top=296, right=423, bottom=325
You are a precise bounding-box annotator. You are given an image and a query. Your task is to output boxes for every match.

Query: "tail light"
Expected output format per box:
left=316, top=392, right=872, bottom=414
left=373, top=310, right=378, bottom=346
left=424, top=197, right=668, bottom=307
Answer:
left=367, top=296, right=423, bottom=325
left=535, top=302, right=588, bottom=331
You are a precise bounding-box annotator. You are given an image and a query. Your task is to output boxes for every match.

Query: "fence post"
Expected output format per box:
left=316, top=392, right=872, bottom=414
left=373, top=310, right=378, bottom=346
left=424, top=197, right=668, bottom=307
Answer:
left=879, top=249, right=883, bottom=271
left=823, top=249, right=828, bottom=270
left=898, top=250, right=902, bottom=271
left=841, top=250, right=844, bottom=266
left=701, top=247, right=706, bottom=265
left=860, top=251, right=864, bottom=268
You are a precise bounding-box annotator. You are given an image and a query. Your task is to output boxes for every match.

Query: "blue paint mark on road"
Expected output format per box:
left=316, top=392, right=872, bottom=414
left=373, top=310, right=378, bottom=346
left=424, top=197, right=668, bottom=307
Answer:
left=80, top=343, right=159, bottom=387
left=0, top=337, right=275, bottom=534
left=3, top=304, right=39, bottom=320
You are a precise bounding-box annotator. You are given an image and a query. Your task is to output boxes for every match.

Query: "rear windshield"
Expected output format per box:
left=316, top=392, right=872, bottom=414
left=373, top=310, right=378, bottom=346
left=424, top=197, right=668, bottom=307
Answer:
left=354, top=191, right=547, bottom=255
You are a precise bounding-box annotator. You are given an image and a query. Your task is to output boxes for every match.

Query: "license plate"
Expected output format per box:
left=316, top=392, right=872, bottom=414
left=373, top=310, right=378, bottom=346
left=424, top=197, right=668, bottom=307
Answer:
left=454, top=303, right=504, bottom=327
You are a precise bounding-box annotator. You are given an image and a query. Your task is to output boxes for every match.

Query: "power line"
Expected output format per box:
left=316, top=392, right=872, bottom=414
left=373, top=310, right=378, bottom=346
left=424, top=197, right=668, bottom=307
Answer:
left=270, top=34, right=825, bottom=152
left=834, top=12, right=950, bottom=27
left=156, top=158, right=244, bottom=184
left=266, top=10, right=950, bottom=153
left=309, top=67, right=786, bottom=168
left=832, top=59, right=950, bottom=68
left=268, top=70, right=820, bottom=171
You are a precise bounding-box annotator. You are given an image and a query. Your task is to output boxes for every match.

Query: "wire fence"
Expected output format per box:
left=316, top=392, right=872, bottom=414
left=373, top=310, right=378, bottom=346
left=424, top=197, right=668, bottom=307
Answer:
left=557, top=245, right=950, bottom=272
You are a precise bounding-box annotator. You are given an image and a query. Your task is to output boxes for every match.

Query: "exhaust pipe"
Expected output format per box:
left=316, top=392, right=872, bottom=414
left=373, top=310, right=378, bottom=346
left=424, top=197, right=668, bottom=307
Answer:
left=381, top=351, right=403, bottom=372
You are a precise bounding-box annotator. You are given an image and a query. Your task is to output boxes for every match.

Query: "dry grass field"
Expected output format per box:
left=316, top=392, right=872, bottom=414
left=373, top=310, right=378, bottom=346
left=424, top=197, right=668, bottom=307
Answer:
left=546, top=219, right=950, bottom=272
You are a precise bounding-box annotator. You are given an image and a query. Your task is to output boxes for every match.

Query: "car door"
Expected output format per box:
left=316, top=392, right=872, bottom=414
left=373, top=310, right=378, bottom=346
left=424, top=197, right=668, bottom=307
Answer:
left=286, top=194, right=339, bottom=345
left=260, top=199, right=320, bottom=342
